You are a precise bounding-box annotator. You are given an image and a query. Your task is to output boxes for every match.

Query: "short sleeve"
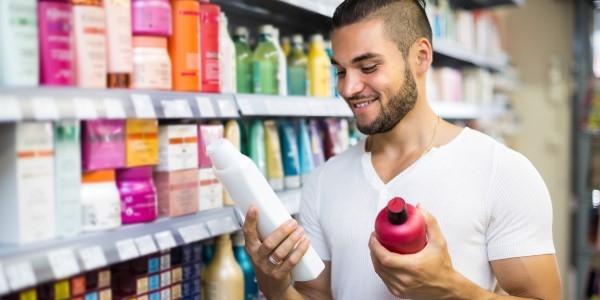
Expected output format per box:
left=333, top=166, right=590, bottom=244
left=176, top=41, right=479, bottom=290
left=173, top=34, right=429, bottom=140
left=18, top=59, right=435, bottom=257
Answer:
left=486, top=147, right=556, bottom=260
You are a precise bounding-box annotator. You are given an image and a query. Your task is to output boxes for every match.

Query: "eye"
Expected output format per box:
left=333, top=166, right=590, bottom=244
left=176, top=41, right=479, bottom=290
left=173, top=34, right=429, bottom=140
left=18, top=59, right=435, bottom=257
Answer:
left=361, top=65, right=378, bottom=74
left=336, top=69, right=346, bottom=77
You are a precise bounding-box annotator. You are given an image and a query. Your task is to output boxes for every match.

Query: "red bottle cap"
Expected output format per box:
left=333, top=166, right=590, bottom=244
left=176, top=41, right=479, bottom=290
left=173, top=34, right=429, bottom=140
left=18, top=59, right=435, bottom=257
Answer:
left=386, top=197, right=408, bottom=225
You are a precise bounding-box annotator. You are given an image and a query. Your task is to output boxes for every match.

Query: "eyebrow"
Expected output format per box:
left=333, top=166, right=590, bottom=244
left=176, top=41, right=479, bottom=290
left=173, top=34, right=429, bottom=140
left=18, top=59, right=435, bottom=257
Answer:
left=331, top=52, right=383, bottom=66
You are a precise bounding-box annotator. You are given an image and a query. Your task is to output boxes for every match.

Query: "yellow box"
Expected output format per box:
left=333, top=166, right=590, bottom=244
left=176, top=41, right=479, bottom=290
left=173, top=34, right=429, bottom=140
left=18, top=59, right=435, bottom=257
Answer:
left=136, top=277, right=149, bottom=295
left=171, top=283, right=181, bottom=299
left=54, top=280, right=70, bottom=300
left=171, top=267, right=182, bottom=283
left=98, top=288, right=112, bottom=300
left=126, top=119, right=159, bottom=167
left=19, top=289, right=37, bottom=300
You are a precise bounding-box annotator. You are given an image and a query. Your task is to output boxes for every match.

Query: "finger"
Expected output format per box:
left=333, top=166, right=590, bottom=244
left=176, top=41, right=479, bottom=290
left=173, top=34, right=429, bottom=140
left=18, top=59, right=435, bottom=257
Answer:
left=278, top=235, right=311, bottom=273
left=242, top=204, right=261, bottom=252
left=258, top=218, right=298, bottom=258
left=271, top=226, right=305, bottom=264
left=369, top=232, right=413, bottom=268
left=416, top=204, right=443, bottom=244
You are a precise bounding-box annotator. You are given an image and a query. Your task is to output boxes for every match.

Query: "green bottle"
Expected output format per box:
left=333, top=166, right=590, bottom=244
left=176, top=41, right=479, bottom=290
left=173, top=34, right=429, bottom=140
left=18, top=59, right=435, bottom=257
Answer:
left=252, top=25, right=279, bottom=95
left=233, top=27, right=253, bottom=94
left=287, top=34, right=308, bottom=96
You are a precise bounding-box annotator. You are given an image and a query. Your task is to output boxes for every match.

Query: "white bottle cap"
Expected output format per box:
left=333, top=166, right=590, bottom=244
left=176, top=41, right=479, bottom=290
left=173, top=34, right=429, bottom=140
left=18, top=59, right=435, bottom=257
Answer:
left=207, top=138, right=242, bottom=170
left=292, top=34, right=304, bottom=45
left=310, top=34, right=324, bottom=43
left=272, top=27, right=280, bottom=40
left=234, top=26, right=248, bottom=38
left=259, top=24, right=274, bottom=35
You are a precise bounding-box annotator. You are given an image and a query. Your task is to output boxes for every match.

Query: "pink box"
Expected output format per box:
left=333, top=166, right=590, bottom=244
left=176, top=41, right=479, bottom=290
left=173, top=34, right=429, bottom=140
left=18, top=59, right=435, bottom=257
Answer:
left=154, top=169, right=198, bottom=217
left=197, top=124, right=223, bottom=168
left=82, top=120, right=126, bottom=171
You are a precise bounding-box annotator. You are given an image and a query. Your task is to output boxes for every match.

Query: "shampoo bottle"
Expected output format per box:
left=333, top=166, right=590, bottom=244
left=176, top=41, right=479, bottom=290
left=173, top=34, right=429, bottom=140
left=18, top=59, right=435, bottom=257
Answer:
left=38, top=0, right=73, bottom=86
left=248, top=119, right=267, bottom=177
left=287, top=34, right=308, bottom=96
left=374, top=197, right=427, bottom=254
left=232, top=26, right=253, bottom=94
left=199, top=0, right=220, bottom=92
left=252, top=25, right=279, bottom=95
left=219, top=12, right=236, bottom=93
left=264, top=120, right=284, bottom=192
left=168, top=0, right=199, bottom=91
left=104, top=0, right=132, bottom=88
left=278, top=120, right=301, bottom=189
left=307, top=33, right=331, bottom=98
left=271, top=27, right=287, bottom=96
left=71, top=0, right=107, bottom=88
left=297, top=119, right=314, bottom=184
left=207, top=138, right=325, bottom=281
left=232, top=231, right=259, bottom=300
left=203, top=234, right=244, bottom=300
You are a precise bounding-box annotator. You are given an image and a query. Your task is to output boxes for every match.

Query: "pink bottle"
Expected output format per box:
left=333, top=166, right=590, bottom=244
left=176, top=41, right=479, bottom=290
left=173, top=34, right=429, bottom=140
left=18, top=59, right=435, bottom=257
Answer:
left=131, top=0, right=172, bottom=36
left=199, top=0, right=220, bottom=92
left=374, top=197, right=427, bottom=254
left=38, top=0, right=74, bottom=86
left=116, top=166, right=158, bottom=224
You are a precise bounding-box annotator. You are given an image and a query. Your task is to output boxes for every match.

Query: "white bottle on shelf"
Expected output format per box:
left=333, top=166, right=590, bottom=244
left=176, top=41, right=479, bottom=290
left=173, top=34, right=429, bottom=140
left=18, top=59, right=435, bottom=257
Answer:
left=271, top=27, right=288, bottom=96
left=207, top=138, right=325, bottom=281
left=219, top=12, right=237, bottom=94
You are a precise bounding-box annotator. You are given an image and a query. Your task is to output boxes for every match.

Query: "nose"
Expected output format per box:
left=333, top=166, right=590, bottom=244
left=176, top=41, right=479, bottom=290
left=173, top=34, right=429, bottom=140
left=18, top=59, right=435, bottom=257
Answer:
left=338, top=71, right=364, bottom=99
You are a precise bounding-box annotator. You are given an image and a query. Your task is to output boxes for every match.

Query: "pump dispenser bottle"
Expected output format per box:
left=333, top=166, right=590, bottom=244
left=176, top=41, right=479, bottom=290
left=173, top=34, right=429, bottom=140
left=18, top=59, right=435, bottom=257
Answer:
left=374, top=197, right=427, bottom=254
left=207, top=138, right=325, bottom=281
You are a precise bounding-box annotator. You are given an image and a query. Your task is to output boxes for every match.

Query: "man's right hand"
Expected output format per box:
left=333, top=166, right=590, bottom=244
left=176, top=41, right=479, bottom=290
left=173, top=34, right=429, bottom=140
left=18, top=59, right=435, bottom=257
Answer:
left=242, top=204, right=312, bottom=299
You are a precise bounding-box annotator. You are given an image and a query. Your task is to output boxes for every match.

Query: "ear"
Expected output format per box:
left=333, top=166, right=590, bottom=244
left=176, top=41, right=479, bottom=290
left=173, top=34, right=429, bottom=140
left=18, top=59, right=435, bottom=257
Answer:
left=414, top=37, right=433, bottom=75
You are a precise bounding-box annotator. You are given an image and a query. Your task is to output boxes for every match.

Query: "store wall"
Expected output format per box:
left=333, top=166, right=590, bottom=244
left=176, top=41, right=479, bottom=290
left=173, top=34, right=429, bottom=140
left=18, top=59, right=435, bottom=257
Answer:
left=497, top=1, right=573, bottom=297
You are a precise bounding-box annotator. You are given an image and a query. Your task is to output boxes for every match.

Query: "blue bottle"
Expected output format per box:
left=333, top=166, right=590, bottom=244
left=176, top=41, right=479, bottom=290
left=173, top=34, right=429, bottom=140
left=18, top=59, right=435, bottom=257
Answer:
left=232, top=231, right=259, bottom=300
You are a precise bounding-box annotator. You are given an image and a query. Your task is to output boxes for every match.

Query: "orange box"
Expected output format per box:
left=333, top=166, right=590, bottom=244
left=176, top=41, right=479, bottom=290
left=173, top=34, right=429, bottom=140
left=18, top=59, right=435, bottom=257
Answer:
left=126, top=119, right=159, bottom=167
left=71, top=275, right=86, bottom=296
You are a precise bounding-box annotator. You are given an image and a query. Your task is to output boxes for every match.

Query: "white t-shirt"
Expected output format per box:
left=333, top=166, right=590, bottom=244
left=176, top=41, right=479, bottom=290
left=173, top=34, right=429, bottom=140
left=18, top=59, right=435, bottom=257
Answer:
left=299, top=127, right=555, bottom=300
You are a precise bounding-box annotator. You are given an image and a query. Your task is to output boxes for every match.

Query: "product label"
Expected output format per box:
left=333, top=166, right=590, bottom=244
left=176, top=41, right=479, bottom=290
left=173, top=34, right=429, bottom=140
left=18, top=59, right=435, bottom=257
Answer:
left=201, top=12, right=220, bottom=91
left=16, top=122, right=55, bottom=244
left=72, top=6, right=107, bottom=88
left=105, top=0, right=133, bottom=73
left=1, top=1, right=38, bottom=85
left=198, top=168, right=223, bottom=211
left=126, top=119, right=159, bottom=167
left=133, top=49, right=172, bottom=90
left=39, top=3, right=73, bottom=85
left=157, top=126, right=198, bottom=171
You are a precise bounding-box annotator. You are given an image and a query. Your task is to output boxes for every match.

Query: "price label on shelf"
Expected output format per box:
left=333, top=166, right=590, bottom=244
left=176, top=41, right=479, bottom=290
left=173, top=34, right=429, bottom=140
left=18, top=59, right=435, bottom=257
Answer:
left=48, top=248, right=81, bottom=279
left=116, top=238, right=140, bottom=261
left=161, top=99, right=193, bottom=118
left=195, top=97, right=216, bottom=117
left=134, top=235, right=158, bottom=256
left=103, top=98, right=126, bottom=119
left=265, top=100, right=286, bottom=115
left=131, top=94, right=156, bottom=118
left=0, top=96, right=22, bottom=121
left=217, top=98, right=238, bottom=117
left=73, top=97, right=99, bottom=119
left=5, top=261, right=36, bottom=291
left=206, top=216, right=239, bottom=236
left=32, top=97, right=60, bottom=120
left=236, top=98, right=254, bottom=115
left=307, top=101, right=328, bottom=116
left=78, top=246, right=108, bottom=271
left=178, top=223, right=209, bottom=244
left=0, top=263, right=10, bottom=295
left=154, top=231, right=177, bottom=251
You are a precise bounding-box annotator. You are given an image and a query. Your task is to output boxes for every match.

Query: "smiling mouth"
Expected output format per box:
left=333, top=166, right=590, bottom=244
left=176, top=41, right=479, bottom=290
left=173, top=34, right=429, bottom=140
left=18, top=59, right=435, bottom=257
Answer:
left=353, top=99, right=377, bottom=108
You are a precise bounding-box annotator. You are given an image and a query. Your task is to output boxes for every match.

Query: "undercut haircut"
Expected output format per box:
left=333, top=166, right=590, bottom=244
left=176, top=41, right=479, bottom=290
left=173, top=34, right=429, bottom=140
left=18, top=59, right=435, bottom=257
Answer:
left=332, top=0, right=432, bottom=59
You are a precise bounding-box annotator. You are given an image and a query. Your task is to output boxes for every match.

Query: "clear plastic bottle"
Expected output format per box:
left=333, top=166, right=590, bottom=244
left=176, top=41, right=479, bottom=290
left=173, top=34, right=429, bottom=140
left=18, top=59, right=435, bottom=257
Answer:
left=252, top=25, right=279, bottom=95
left=287, top=34, right=308, bottom=96
left=233, top=27, right=253, bottom=94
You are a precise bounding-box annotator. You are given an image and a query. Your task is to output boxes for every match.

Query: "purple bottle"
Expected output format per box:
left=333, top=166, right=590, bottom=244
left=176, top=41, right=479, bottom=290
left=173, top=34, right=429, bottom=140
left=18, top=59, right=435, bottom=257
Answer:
left=374, top=197, right=427, bottom=254
left=38, top=0, right=73, bottom=86
left=116, top=166, right=158, bottom=224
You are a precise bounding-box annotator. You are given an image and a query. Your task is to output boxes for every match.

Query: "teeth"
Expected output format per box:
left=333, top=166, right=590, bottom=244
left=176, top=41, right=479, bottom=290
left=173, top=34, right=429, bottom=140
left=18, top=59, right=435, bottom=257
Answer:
left=355, top=100, right=374, bottom=108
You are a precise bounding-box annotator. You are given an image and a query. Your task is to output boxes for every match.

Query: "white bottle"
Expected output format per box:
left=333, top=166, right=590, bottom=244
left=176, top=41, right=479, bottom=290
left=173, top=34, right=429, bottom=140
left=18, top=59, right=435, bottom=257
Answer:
left=207, top=138, right=324, bottom=281
left=270, top=27, right=288, bottom=96
left=219, top=12, right=236, bottom=94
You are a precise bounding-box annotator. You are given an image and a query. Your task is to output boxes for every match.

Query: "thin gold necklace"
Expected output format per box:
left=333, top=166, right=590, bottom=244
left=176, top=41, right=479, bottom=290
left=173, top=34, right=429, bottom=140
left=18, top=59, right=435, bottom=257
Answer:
left=364, top=115, right=441, bottom=156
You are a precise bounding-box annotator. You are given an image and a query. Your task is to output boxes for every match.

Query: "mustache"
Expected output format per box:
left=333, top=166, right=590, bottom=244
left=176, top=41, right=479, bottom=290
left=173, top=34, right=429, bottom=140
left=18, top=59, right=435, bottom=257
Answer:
left=345, top=93, right=379, bottom=102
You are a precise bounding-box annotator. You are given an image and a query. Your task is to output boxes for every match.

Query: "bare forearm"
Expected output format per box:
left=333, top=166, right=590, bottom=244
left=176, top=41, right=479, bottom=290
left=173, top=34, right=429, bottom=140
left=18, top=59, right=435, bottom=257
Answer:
left=448, top=273, right=555, bottom=300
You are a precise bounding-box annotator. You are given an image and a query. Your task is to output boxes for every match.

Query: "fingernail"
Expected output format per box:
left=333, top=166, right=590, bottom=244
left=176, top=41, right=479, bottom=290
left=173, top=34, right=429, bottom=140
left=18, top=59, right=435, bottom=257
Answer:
left=287, top=219, right=298, bottom=227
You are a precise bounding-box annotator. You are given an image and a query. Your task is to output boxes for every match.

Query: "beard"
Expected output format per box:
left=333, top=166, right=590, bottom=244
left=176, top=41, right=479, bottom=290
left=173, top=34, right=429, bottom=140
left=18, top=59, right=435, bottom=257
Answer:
left=353, top=66, right=418, bottom=135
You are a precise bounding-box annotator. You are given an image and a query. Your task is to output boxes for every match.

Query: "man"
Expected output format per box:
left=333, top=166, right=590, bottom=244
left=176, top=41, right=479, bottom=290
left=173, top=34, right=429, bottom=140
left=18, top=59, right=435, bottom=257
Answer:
left=242, top=0, right=562, bottom=299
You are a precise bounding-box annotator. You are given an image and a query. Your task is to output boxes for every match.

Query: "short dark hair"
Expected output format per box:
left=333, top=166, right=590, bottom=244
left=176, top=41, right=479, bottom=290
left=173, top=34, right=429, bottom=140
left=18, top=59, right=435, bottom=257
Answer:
left=332, top=0, right=432, bottom=59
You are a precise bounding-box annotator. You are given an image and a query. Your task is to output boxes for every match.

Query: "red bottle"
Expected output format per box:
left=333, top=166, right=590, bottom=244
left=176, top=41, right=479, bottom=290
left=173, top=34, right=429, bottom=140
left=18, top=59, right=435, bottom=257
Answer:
left=199, top=0, right=220, bottom=92
left=374, top=197, right=427, bottom=254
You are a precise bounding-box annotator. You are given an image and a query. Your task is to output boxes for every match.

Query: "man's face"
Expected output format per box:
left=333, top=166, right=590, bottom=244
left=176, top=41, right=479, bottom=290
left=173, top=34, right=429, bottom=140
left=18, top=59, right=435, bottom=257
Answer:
left=331, top=19, right=418, bottom=135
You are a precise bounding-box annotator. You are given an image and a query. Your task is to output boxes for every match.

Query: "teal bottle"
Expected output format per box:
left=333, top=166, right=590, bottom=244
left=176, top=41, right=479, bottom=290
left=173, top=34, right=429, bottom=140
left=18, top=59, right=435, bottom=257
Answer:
left=232, top=231, right=259, bottom=300
left=252, top=25, right=279, bottom=95
left=287, top=34, right=308, bottom=96
left=297, top=118, right=314, bottom=183
left=233, top=27, right=253, bottom=94
left=248, top=119, right=267, bottom=177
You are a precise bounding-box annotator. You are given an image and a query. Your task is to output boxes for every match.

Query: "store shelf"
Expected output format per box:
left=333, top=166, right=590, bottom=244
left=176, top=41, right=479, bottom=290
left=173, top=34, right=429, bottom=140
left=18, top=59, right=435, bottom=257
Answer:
left=0, top=87, right=238, bottom=122
left=433, top=39, right=508, bottom=72
left=0, top=207, right=240, bottom=295
left=450, top=0, right=524, bottom=10
left=235, top=94, right=352, bottom=118
left=0, top=187, right=302, bottom=295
